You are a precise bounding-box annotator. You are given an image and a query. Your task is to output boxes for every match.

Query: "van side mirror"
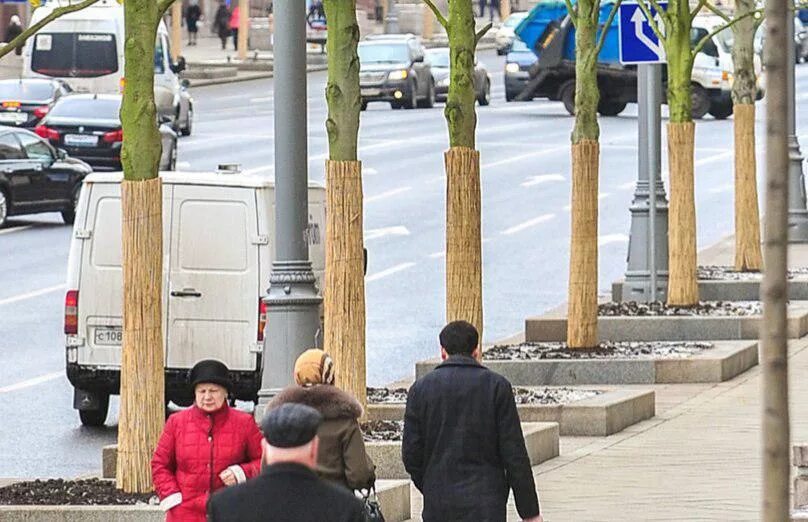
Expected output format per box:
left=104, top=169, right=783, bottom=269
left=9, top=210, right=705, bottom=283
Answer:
left=56, top=148, right=67, bottom=160
left=173, top=56, right=187, bottom=73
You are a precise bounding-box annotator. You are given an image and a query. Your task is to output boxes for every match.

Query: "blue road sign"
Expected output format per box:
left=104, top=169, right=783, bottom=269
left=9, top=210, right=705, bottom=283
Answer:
left=618, top=2, right=668, bottom=64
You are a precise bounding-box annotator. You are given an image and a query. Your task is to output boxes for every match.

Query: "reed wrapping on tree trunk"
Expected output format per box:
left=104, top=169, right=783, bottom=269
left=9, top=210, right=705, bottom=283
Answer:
left=445, top=146, right=483, bottom=338
left=734, top=103, right=762, bottom=271
left=117, top=177, right=165, bottom=493
left=324, top=159, right=366, bottom=409
left=567, top=140, right=599, bottom=348
left=667, top=121, right=698, bottom=306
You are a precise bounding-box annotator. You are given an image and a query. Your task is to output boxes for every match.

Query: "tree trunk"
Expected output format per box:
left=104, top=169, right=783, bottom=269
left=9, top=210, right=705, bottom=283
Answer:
left=731, top=0, right=762, bottom=272
left=446, top=0, right=478, bottom=149
left=761, top=0, right=790, bottom=516
left=445, top=146, right=483, bottom=338
left=117, top=0, right=165, bottom=494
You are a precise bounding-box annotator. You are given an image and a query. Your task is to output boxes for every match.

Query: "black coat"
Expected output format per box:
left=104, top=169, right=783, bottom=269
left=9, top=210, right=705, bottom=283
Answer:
left=206, top=463, right=366, bottom=522
left=402, top=355, right=541, bottom=522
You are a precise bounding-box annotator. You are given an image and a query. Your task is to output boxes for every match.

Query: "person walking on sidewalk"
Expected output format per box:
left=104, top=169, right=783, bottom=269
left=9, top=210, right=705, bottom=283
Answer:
left=185, top=0, right=202, bottom=46
left=207, top=403, right=366, bottom=522
left=229, top=5, right=240, bottom=52
left=214, top=1, right=231, bottom=50
left=402, top=321, right=543, bottom=522
left=267, top=349, right=376, bottom=491
left=5, top=16, right=23, bottom=56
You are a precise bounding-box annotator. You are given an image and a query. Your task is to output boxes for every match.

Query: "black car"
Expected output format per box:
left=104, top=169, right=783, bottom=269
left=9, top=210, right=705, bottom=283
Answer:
left=358, top=34, right=435, bottom=110
left=0, top=125, right=91, bottom=227
left=0, top=79, right=71, bottom=128
left=425, top=47, right=491, bottom=106
left=35, top=94, right=177, bottom=171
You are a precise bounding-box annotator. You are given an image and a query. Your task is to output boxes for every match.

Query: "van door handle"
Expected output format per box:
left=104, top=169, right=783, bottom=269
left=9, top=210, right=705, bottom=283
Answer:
left=170, top=288, right=202, bottom=298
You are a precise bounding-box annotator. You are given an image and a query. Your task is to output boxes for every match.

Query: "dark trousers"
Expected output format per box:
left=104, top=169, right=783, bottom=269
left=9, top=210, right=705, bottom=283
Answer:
left=231, top=28, right=238, bottom=50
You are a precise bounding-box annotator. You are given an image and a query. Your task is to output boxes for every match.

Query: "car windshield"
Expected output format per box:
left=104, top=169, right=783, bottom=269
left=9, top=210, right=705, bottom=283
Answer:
left=504, top=13, right=526, bottom=27
left=426, top=49, right=449, bottom=68
left=511, top=38, right=530, bottom=52
left=32, top=33, right=118, bottom=78
left=49, top=97, right=121, bottom=120
left=714, top=27, right=733, bottom=53
left=358, top=43, right=410, bottom=64
left=0, top=82, right=55, bottom=102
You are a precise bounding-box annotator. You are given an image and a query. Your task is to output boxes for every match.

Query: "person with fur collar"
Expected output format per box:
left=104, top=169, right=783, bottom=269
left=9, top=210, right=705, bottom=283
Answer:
left=267, top=349, right=376, bottom=491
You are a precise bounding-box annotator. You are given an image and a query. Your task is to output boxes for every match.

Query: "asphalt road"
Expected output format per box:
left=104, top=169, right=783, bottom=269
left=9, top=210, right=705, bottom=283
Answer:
left=2, top=50, right=807, bottom=478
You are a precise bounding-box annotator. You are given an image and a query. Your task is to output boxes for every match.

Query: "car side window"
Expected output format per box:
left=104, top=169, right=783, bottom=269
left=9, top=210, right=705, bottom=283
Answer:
left=0, top=133, right=25, bottom=161
left=17, top=133, right=53, bottom=161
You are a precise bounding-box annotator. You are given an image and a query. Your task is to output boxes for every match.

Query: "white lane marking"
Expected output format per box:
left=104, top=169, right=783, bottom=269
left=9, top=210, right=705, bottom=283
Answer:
left=501, top=214, right=556, bottom=236
left=242, top=165, right=275, bottom=175
left=521, top=174, right=565, bottom=187
left=0, top=371, right=63, bottom=394
left=618, top=181, right=636, bottom=191
left=429, top=251, right=446, bottom=259
left=563, top=204, right=572, bottom=212
left=0, top=225, right=33, bottom=236
left=176, top=161, right=191, bottom=170
left=695, top=150, right=733, bottom=167
left=0, top=284, right=65, bottom=307
left=366, top=187, right=412, bottom=203
left=250, top=96, right=273, bottom=103
left=599, top=233, right=629, bottom=246
left=366, top=262, right=417, bottom=282
left=425, top=175, right=445, bottom=185
left=364, top=167, right=378, bottom=176
left=599, top=192, right=612, bottom=200
left=364, top=226, right=410, bottom=241
left=708, top=183, right=734, bottom=194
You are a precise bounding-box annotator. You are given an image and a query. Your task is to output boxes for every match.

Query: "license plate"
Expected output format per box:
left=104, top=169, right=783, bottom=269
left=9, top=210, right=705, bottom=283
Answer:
left=0, top=112, right=26, bottom=124
left=65, top=134, right=98, bottom=147
left=94, top=327, right=122, bottom=346
left=361, top=88, right=381, bottom=96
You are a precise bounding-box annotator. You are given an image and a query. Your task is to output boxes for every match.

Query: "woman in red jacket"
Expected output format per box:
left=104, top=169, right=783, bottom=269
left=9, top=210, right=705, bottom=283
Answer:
left=151, top=360, right=263, bottom=522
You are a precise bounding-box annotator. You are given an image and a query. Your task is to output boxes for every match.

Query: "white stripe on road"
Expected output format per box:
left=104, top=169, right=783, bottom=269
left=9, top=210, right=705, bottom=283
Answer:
left=0, top=371, right=62, bottom=394
left=364, top=167, right=378, bottom=176
left=599, top=192, right=612, bottom=200
left=708, top=183, right=734, bottom=194
left=599, top=233, right=629, bottom=246
left=366, top=262, right=417, bottom=282
left=364, top=226, right=410, bottom=241
left=0, top=225, right=33, bottom=236
left=429, top=251, right=446, bottom=259
left=366, top=187, right=412, bottom=203
left=521, top=174, right=565, bottom=187
left=695, top=151, right=733, bottom=167
left=0, top=284, right=65, bottom=307
left=501, top=214, right=556, bottom=236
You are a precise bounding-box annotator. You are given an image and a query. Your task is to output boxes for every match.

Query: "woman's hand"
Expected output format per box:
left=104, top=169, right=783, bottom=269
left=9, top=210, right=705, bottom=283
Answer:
left=219, top=469, right=237, bottom=487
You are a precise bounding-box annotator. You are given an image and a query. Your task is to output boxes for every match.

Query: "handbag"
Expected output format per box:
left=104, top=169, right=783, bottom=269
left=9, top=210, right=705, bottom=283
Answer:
left=358, top=486, right=385, bottom=522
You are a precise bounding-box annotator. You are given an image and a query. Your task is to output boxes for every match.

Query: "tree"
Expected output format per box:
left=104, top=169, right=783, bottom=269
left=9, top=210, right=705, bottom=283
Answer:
left=116, top=0, right=176, bottom=494
left=322, top=0, right=367, bottom=409
left=424, top=0, right=491, bottom=340
left=562, top=0, right=622, bottom=348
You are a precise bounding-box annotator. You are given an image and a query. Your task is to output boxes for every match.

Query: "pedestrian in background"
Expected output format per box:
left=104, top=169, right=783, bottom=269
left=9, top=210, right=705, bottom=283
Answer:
left=268, top=349, right=376, bottom=491
left=402, top=321, right=543, bottom=522
left=213, top=1, right=231, bottom=50
left=151, top=359, right=263, bottom=522
left=229, top=4, right=240, bottom=52
left=5, top=15, right=23, bottom=56
left=207, top=403, right=366, bottom=522
left=185, top=0, right=202, bottom=46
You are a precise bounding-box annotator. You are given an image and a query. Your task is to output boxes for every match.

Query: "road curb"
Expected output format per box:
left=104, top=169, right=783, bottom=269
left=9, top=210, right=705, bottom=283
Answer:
left=188, top=64, right=328, bottom=88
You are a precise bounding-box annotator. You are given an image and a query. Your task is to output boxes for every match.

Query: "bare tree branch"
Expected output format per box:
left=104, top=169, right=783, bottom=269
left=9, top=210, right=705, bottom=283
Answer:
left=690, top=0, right=708, bottom=20
left=563, top=0, right=579, bottom=27
left=645, top=0, right=670, bottom=26
left=0, top=0, right=101, bottom=61
left=635, top=0, right=667, bottom=43
left=692, top=8, right=764, bottom=55
left=158, top=0, right=176, bottom=16
left=596, top=0, right=623, bottom=54
left=702, top=1, right=732, bottom=23
left=475, top=22, right=493, bottom=46
left=423, top=0, right=449, bottom=31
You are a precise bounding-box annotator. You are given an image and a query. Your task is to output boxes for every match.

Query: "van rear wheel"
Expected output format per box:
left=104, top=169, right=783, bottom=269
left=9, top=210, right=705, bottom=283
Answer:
left=560, top=81, right=576, bottom=116
left=79, top=394, right=109, bottom=427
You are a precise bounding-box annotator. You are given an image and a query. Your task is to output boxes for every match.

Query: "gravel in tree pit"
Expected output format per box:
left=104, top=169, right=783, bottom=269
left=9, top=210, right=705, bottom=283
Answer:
left=698, top=265, right=808, bottom=281
left=367, top=386, right=602, bottom=406
left=0, top=479, right=156, bottom=506
left=483, top=341, right=714, bottom=360
left=598, top=300, right=763, bottom=316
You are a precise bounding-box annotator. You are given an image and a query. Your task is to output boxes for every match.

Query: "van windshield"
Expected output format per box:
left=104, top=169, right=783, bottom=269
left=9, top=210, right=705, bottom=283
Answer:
left=32, top=33, right=118, bottom=78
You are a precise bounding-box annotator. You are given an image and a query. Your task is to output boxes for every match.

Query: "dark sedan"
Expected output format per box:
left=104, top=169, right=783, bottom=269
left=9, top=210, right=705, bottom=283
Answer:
left=34, top=94, right=177, bottom=171
left=425, top=47, right=491, bottom=106
left=0, top=125, right=92, bottom=227
left=0, top=79, right=71, bottom=128
left=358, top=35, right=435, bottom=110
left=505, top=38, right=538, bottom=102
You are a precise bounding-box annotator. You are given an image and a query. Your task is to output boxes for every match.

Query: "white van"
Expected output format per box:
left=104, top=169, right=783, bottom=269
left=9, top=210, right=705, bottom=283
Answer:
left=64, top=170, right=326, bottom=426
left=23, top=0, right=193, bottom=134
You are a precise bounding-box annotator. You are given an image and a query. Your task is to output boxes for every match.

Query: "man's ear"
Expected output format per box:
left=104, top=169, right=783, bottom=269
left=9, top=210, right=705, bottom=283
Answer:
left=440, top=347, right=448, bottom=360
left=472, top=345, right=482, bottom=362
left=261, top=439, right=270, bottom=465
left=310, top=436, right=320, bottom=463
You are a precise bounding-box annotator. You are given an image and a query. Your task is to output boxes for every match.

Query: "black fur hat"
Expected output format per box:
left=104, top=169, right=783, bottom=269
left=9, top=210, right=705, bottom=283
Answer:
left=189, top=359, right=232, bottom=392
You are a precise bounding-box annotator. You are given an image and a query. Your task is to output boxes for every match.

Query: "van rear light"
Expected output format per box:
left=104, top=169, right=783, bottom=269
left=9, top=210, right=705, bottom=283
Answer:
left=33, top=105, right=49, bottom=120
left=65, top=290, right=78, bottom=335
left=258, top=299, right=267, bottom=342
left=34, top=125, right=60, bottom=141
left=102, top=129, right=123, bottom=143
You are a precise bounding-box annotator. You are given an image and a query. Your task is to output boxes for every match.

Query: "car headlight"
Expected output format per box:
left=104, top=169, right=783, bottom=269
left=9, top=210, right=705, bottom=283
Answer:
left=388, top=70, right=408, bottom=80
left=505, top=63, right=520, bottom=73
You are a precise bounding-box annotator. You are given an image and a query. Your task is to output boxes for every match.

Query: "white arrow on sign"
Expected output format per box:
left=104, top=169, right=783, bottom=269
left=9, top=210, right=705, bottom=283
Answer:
left=630, top=7, right=665, bottom=60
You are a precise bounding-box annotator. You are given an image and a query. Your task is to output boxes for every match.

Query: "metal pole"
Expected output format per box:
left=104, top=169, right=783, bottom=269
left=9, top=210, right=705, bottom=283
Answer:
left=647, top=63, right=661, bottom=301
left=257, top=0, right=322, bottom=413
left=384, top=0, right=399, bottom=33
left=786, top=1, right=808, bottom=242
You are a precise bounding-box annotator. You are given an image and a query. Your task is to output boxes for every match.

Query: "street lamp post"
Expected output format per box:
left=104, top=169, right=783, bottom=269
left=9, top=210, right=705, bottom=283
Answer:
left=257, top=0, right=322, bottom=413
left=384, top=0, right=399, bottom=34
left=786, top=2, right=808, bottom=242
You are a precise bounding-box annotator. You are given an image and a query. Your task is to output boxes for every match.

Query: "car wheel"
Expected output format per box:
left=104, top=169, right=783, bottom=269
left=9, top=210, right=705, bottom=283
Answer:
left=560, top=81, right=576, bottom=116
left=708, top=100, right=733, bottom=120
left=405, top=80, right=418, bottom=110
left=361, top=100, right=368, bottom=111
left=478, top=80, right=491, bottom=106
left=169, top=143, right=178, bottom=170
left=180, top=105, right=193, bottom=136
left=0, top=189, right=8, bottom=228
left=418, top=80, right=436, bottom=108
left=61, top=184, right=81, bottom=225
left=506, top=88, right=515, bottom=102
left=79, top=394, right=109, bottom=427
left=597, top=99, right=627, bottom=116
left=691, top=84, right=711, bottom=120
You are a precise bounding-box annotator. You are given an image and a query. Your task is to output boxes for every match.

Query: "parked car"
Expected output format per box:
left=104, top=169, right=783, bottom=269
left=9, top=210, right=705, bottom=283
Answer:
left=504, top=38, right=537, bottom=102
left=495, top=11, right=529, bottom=55
left=0, top=125, right=91, bottom=227
left=0, top=79, right=71, bottom=128
left=425, top=47, right=491, bottom=106
left=755, top=16, right=808, bottom=64
left=35, top=94, right=177, bottom=171
left=358, top=34, right=435, bottom=110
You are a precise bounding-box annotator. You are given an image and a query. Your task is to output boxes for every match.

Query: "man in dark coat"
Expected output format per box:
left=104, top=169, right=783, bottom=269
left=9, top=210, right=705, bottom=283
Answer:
left=207, top=403, right=366, bottom=522
left=402, top=321, right=543, bottom=522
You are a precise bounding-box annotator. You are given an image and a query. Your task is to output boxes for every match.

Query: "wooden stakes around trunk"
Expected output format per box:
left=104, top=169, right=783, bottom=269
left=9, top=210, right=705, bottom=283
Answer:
left=445, top=146, right=483, bottom=339
left=734, top=103, right=763, bottom=272
left=117, top=177, right=165, bottom=493
left=567, top=140, right=599, bottom=348
left=324, top=159, right=367, bottom=410
left=666, top=121, right=699, bottom=306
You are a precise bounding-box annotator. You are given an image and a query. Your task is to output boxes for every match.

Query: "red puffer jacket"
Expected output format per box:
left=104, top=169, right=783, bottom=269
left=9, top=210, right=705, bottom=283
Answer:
left=151, top=404, right=263, bottom=522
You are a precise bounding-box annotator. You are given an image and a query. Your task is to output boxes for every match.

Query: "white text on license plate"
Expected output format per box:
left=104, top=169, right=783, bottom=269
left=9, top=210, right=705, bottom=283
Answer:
left=94, top=327, right=122, bottom=346
left=361, top=88, right=381, bottom=96
left=0, top=112, right=26, bottom=124
left=65, top=134, right=98, bottom=147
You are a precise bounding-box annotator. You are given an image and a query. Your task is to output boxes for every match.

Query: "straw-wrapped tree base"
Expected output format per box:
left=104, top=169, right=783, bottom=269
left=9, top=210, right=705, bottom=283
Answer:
left=567, top=140, right=599, bottom=348
left=667, top=121, right=699, bottom=306
left=324, top=159, right=367, bottom=409
left=117, top=178, right=165, bottom=493
left=734, top=103, right=762, bottom=272
left=445, top=146, right=483, bottom=339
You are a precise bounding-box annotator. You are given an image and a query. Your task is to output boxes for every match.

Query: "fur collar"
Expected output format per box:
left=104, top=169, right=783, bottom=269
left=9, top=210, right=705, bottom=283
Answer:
left=268, top=385, right=363, bottom=420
